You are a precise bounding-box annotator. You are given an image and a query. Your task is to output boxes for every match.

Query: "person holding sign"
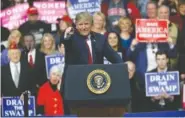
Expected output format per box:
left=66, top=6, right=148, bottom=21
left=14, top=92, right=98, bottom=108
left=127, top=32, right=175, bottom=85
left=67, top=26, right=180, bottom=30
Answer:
left=37, top=65, right=64, bottom=116
left=128, top=39, right=177, bottom=79
left=146, top=50, right=180, bottom=111
left=1, top=42, right=33, bottom=97
left=62, top=12, right=123, bottom=65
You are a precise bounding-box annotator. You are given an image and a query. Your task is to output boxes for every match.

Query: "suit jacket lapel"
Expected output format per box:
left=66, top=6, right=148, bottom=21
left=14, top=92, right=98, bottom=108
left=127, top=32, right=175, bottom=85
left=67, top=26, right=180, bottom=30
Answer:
left=77, top=35, right=89, bottom=64
left=91, top=38, right=96, bottom=64
left=35, top=49, right=38, bottom=66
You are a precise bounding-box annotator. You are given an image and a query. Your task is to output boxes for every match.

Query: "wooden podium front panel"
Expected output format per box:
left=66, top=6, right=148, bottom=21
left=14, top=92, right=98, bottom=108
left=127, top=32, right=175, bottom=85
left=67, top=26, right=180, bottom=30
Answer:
left=70, top=106, right=127, bottom=117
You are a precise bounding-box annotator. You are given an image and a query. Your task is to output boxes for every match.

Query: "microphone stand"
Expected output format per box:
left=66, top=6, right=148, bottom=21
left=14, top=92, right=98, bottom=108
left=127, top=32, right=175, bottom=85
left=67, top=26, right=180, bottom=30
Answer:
left=23, top=91, right=29, bottom=117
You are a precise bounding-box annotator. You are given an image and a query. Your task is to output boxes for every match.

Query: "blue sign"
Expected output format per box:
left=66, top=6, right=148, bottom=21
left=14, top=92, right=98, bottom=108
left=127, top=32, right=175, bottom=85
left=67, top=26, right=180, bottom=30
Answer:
left=145, top=71, right=180, bottom=96
left=67, top=0, right=101, bottom=19
left=2, top=96, right=36, bottom=117
left=45, top=54, right=65, bottom=78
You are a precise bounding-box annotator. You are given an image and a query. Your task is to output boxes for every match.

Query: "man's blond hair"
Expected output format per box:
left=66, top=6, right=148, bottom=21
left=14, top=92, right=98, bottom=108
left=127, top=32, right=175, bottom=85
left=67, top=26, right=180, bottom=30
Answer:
left=75, top=12, right=93, bottom=24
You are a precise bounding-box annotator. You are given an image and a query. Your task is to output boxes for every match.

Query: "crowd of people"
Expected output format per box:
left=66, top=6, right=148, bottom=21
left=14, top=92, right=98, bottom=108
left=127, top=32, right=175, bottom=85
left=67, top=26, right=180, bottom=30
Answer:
left=1, top=0, right=185, bottom=116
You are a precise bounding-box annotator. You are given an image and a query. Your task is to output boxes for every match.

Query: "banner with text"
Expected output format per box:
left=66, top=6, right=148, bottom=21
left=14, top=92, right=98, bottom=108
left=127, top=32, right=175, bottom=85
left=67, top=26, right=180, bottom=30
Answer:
left=0, top=2, right=66, bottom=30
left=2, top=96, right=35, bottom=117
left=136, top=19, right=168, bottom=42
left=45, top=54, right=65, bottom=78
left=67, top=0, right=101, bottom=19
left=145, top=71, right=180, bottom=97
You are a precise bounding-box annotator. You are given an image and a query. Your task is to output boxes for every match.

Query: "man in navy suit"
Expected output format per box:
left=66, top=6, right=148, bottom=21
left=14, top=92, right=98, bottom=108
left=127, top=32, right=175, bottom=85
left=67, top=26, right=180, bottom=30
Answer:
left=61, top=12, right=123, bottom=115
left=62, top=12, right=123, bottom=65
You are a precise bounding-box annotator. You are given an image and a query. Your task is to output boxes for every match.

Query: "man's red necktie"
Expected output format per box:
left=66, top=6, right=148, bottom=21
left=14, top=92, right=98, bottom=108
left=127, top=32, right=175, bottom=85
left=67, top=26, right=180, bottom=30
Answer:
left=85, top=39, right=93, bottom=64
left=29, top=54, right=34, bottom=67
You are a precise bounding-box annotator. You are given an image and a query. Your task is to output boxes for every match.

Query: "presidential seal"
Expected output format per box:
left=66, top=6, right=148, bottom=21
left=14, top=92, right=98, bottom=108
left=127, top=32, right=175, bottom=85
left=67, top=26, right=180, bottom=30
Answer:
left=87, top=69, right=111, bottom=94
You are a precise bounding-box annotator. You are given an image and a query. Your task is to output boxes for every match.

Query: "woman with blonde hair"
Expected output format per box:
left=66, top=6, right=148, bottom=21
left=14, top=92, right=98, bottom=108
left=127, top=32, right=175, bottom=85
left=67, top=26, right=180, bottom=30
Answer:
left=91, top=12, right=107, bottom=35
left=1, top=29, right=22, bottom=66
left=118, top=17, right=134, bottom=51
left=40, top=33, right=56, bottom=55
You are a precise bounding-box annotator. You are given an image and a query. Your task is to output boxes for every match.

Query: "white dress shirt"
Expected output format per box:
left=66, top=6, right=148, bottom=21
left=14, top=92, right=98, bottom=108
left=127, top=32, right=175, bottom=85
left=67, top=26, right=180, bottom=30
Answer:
left=146, top=43, right=158, bottom=71
left=86, top=35, right=93, bottom=56
left=10, top=61, right=20, bottom=86
left=28, top=49, right=36, bottom=64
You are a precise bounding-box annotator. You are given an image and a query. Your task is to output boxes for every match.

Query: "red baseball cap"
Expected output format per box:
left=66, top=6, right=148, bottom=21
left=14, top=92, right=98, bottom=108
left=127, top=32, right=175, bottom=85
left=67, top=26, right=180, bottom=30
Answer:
left=27, top=6, right=38, bottom=15
left=8, top=41, right=18, bottom=50
left=57, top=15, right=73, bottom=25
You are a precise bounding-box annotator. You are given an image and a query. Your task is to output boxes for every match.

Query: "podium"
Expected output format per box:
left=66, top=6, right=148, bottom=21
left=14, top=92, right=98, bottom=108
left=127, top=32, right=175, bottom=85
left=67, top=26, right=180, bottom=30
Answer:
left=63, top=64, right=131, bottom=117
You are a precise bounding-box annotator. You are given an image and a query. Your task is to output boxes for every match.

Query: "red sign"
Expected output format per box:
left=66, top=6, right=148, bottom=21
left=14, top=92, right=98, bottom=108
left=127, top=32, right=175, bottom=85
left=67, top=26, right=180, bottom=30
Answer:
left=136, top=19, right=168, bottom=42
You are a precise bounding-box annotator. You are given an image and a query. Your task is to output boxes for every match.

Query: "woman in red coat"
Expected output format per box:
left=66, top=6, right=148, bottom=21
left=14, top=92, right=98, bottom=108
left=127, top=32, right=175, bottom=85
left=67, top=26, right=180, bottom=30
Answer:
left=37, top=65, right=64, bottom=116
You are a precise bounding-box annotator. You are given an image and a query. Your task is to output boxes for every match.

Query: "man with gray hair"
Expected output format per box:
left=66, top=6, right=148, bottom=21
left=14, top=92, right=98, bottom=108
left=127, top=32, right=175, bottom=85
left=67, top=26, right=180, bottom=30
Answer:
left=158, top=5, right=178, bottom=69
left=61, top=12, right=123, bottom=116
left=63, top=12, right=123, bottom=65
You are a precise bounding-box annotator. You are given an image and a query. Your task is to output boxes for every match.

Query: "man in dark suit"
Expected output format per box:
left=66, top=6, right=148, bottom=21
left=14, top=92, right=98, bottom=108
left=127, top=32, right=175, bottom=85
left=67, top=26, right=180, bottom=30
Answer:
left=21, top=33, right=47, bottom=95
left=1, top=42, right=33, bottom=97
left=62, top=12, right=123, bottom=65
left=146, top=50, right=180, bottom=112
left=61, top=12, right=123, bottom=115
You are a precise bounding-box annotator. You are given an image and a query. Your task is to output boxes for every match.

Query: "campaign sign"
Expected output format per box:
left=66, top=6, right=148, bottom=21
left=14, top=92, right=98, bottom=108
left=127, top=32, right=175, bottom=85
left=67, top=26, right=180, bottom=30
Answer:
left=104, top=52, right=122, bottom=64
left=0, top=2, right=66, bottom=30
left=136, top=19, right=168, bottom=42
left=145, top=71, right=180, bottom=97
left=45, top=54, right=65, bottom=78
left=2, top=96, right=36, bottom=117
left=67, top=0, right=101, bottom=19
